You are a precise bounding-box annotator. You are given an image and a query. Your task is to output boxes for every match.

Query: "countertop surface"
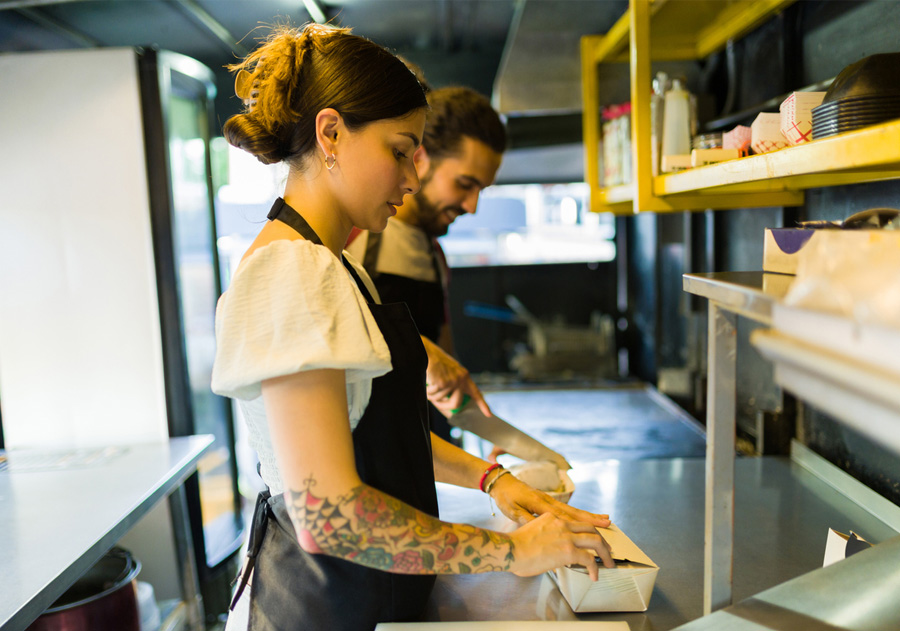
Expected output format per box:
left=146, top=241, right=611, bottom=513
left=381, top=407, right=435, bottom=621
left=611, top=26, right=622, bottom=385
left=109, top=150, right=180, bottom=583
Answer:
left=428, top=456, right=897, bottom=630
left=0, top=435, right=213, bottom=630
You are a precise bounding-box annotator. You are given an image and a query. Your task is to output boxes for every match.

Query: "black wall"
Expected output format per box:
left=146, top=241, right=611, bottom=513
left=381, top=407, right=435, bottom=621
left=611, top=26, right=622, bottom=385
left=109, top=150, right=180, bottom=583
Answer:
left=448, top=261, right=618, bottom=375
left=622, top=0, right=900, bottom=502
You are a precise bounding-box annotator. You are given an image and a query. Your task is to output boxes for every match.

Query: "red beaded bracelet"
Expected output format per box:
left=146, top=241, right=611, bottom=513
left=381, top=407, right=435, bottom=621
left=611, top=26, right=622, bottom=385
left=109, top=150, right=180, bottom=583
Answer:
left=478, top=463, right=503, bottom=493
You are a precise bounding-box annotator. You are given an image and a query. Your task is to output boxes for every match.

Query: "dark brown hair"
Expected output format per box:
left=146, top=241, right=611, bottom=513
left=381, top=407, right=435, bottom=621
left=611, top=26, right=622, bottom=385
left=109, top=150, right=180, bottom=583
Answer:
left=422, top=86, right=507, bottom=161
left=223, top=23, right=428, bottom=166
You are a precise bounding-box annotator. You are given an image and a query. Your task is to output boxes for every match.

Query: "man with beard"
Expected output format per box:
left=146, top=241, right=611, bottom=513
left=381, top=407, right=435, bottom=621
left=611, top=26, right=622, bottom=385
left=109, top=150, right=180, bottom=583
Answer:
left=346, top=86, right=506, bottom=444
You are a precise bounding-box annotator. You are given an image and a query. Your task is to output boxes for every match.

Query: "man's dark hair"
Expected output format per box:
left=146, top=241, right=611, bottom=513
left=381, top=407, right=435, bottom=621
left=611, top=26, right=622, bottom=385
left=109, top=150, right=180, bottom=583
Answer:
left=423, top=86, right=507, bottom=160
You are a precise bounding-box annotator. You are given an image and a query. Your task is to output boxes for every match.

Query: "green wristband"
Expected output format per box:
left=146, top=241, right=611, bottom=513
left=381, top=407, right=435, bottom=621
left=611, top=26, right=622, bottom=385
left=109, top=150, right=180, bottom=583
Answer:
left=450, top=394, right=472, bottom=415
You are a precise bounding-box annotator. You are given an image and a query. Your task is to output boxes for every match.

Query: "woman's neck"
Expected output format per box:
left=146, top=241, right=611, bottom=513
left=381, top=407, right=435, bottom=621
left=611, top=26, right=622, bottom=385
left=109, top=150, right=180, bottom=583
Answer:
left=282, top=175, right=351, bottom=258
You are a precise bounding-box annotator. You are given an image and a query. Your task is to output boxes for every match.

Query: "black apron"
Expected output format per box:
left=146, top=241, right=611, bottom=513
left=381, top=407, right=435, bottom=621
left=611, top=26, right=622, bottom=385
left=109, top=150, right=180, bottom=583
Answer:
left=359, top=230, right=447, bottom=343
left=360, top=232, right=456, bottom=444
left=234, top=198, right=439, bottom=630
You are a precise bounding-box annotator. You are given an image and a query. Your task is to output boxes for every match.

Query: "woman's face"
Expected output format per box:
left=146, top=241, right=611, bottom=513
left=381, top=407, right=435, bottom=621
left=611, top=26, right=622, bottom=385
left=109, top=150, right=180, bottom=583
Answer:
left=334, top=108, right=427, bottom=233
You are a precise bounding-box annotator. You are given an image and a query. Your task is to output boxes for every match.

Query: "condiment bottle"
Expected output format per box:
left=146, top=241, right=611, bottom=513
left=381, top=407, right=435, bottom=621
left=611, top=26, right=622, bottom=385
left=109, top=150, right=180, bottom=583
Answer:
left=661, top=77, right=691, bottom=172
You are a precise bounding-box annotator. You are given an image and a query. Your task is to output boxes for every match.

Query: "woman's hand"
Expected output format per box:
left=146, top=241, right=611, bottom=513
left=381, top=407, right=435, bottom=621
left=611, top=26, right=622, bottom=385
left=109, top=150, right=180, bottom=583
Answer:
left=490, top=472, right=615, bottom=579
left=421, top=335, right=491, bottom=417
left=508, top=512, right=614, bottom=580
left=489, top=470, right=611, bottom=531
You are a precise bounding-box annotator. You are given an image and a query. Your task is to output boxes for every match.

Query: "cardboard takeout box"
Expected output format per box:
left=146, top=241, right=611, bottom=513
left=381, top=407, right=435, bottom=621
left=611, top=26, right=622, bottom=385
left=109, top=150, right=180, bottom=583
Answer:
left=751, top=112, right=789, bottom=154
left=549, top=523, right=658, bottom=612
left=764, top=226, right=900, bottom=275
left=780, top=91, right=826, bottom=145
left=763, top=227, right=817, bottom=274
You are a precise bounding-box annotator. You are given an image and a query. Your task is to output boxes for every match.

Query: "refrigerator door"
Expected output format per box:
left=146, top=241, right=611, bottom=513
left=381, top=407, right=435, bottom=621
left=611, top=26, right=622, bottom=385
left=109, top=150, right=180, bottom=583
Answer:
left=140, top=50, right=243, bottom=575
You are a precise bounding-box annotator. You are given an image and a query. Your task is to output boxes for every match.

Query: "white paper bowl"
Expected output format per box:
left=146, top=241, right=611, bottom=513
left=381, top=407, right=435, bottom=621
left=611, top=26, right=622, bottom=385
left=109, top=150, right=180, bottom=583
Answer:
left=509, top=461, right=575, bottom=504
left=549, top=468, right=575, bottom=504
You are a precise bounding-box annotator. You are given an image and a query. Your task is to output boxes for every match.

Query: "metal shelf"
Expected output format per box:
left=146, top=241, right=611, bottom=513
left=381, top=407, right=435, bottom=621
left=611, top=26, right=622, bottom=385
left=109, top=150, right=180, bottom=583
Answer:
left=682, top=271, right=792, bottom=324
left=584, top=0, right=797, bottom=66
left=0, top=436, right=214, bottom=630
left=685, top=271, right=900, bottom=619
left=752, top=326, right=900, bottom=458
left=657, top=119, right=900, bottom=196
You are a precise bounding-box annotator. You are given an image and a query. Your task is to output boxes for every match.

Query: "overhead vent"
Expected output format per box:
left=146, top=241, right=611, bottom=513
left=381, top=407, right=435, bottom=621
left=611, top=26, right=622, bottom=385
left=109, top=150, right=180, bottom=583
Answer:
left=492, top=0, right=627, bottom=115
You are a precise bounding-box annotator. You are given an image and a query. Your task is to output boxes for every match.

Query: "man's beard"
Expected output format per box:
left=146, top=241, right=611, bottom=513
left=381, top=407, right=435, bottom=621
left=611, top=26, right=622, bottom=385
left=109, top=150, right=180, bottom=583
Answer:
left=414, top=175, right=462, bottom=238
left=415, top=192, right=452, bottom=237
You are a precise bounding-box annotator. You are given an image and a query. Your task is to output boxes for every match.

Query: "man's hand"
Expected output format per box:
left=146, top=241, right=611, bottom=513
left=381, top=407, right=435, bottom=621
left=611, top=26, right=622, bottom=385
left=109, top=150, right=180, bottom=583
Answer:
left=421, top=335, right=491, bottom=417
left=487, top=445, right=508, bottom=463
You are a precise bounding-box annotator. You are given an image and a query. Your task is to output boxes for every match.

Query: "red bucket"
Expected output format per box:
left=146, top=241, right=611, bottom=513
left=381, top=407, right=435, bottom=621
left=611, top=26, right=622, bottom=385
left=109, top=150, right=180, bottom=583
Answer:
left=28, top=547, right=142, bottom=631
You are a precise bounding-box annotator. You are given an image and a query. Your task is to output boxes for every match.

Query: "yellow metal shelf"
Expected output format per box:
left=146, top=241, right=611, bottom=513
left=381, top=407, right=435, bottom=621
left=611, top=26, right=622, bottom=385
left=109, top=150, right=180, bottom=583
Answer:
left=595, top=183, right=636, bottom=214
left=655, top=120, right=900, bottom=196
left=589, top=119, right=900, bottom=214
left=579, top=0, right=895, bottom=216
left=587, top=0, right=797, bottom=64
left=594, top=180, right=805, bottom=215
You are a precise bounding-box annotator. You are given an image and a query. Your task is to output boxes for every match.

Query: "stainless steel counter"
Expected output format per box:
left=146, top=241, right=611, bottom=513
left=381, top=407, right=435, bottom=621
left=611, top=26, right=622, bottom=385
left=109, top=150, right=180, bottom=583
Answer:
left=427, top=455, right=897, bottom=630
left=671, top=533, right=900, bottom=631
left=0, top=436, right=213, bottom=630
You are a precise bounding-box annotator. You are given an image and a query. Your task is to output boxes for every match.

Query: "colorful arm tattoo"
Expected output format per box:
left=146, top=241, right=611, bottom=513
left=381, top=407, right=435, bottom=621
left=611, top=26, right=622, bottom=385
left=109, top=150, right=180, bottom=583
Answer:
left=285, top=477, right=515, bottom=575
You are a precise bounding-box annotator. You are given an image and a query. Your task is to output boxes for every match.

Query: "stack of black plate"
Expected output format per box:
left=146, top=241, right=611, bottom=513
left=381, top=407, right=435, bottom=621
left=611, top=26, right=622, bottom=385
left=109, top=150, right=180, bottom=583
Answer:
left=812, top=52, right=900, bottom=139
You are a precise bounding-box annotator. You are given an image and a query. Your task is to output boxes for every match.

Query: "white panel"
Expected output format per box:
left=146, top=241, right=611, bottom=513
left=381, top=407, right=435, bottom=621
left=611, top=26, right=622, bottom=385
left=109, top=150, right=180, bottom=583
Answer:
left=0, top=48, right=168, bottom=448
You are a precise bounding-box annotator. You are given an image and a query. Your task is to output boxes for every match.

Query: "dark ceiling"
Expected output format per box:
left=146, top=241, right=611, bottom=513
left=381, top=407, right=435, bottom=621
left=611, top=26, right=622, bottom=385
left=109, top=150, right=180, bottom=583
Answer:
left=0, top=0, right=627, bottom=147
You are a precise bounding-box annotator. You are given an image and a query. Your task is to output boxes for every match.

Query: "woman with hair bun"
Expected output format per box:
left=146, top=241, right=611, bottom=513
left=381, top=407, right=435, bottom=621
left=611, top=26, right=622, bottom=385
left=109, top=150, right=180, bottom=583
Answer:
left=212, top=23, right=614, bottom=631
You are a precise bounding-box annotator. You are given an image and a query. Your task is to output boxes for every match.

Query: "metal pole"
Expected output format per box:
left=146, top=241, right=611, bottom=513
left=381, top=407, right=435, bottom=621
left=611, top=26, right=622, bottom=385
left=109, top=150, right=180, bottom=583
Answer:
left=704, top=300, right=736, bottom=614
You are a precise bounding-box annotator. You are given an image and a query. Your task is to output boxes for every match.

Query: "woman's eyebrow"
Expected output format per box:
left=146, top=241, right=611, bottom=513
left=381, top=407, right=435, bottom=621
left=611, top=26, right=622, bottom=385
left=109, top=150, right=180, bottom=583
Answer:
left=398, top=131, right=421, bottom=147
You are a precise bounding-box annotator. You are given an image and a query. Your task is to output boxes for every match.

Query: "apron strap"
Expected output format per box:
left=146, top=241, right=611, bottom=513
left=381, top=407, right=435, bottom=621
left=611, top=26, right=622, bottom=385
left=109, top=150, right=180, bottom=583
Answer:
left=229, top=489, right=272, bottom=611
left=267, top=198, right=323, bottom=245
left=342, top=259, right=377, bottom=304
left=363, top=231, right=383, bottom=278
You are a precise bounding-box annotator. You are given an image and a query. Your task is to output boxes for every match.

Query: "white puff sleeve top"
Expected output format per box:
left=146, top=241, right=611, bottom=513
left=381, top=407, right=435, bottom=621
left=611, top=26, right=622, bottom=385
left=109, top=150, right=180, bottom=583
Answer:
left=211, top=239, right=392, bottom=494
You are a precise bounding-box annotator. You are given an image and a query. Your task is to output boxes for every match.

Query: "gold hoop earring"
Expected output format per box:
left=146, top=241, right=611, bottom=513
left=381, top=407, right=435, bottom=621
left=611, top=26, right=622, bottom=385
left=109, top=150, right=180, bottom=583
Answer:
left=324, top=152, right=336, bottom=170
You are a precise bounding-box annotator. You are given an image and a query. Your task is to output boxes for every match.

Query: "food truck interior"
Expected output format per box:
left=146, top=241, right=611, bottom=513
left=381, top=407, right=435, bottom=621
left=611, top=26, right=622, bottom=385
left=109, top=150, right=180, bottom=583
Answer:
left=1, top=1, right=899, bottom=630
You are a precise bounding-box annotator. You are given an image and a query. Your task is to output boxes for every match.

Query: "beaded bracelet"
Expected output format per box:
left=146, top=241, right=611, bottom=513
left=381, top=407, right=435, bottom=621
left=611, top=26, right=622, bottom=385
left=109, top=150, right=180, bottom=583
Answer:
left=478, top=462, right=503, bottom=493
left=484, top=469, right=512, bottom=495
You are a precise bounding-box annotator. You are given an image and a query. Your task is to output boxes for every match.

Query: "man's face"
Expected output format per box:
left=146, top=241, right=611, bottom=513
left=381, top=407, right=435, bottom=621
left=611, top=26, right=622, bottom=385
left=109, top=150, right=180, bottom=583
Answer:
left=411, top=136, right=503, bottom=237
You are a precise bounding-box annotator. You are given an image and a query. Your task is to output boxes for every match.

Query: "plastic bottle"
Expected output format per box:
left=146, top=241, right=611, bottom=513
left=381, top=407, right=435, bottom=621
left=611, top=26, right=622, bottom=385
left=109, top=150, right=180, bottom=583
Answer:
left=619, top=102, right=633, bottom=184
left=650, top=72, right=669, bottom=176
left=661, top=77, right=692, bottom=172
left=602, top=104, right=621, bottom=186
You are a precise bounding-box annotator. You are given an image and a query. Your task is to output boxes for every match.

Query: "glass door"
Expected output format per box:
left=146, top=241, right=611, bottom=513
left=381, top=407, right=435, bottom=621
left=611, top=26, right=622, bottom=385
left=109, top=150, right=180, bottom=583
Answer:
left=139, top=48, right=243, bottom=617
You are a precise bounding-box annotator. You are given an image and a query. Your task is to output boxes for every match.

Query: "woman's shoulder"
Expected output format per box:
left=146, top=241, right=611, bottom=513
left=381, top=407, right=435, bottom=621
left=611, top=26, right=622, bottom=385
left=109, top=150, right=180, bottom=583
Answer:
left=234, top=238, right=339, bottom=281
left=219, top=238, right=354, bottom=324
left=212, top=238, right=391, bottom=401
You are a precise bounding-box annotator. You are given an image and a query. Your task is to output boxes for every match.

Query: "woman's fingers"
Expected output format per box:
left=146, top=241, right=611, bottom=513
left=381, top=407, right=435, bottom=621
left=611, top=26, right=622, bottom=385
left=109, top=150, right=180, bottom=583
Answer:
left=510, top=513, right=615, bottom=578
left=569, top=524, right=614, bottom=569
left=504, top=503, right=536, bottom=525
left=492, top=473, right=612, bottom=532
left=557, top=503, right=612, bottom=529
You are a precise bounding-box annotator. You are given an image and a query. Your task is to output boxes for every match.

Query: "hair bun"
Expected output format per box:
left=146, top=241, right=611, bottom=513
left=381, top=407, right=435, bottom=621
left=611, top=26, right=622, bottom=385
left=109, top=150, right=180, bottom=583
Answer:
left=223, top=22, right=426, bottom=166
left=223, top=114, right=287, bottom=165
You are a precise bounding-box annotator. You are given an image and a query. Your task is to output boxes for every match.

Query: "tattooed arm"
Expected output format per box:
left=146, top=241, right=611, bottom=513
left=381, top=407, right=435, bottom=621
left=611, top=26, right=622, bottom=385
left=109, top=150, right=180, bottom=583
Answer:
left=285, top=479, right=513, bottom=574
left=262, top=368, right=613, bottom=580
